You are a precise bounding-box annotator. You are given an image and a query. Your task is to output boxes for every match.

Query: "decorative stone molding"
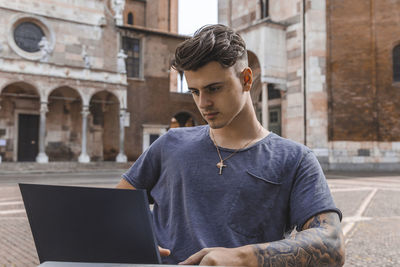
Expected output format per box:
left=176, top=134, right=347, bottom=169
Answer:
left=98, top=16, right=107, bottom=27
left=142, top=124, right=168, bottom=152
left=0, top=58, right=127, bottom=85
left=7, top=14, right=55, bottom=61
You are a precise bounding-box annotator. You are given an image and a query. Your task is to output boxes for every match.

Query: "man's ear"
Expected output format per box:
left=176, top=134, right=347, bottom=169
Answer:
left=241, top=67, right=253, bottom=91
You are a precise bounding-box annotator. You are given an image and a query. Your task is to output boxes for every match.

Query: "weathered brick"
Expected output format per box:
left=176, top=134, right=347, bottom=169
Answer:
left=327, top=0, right=400, bottom=142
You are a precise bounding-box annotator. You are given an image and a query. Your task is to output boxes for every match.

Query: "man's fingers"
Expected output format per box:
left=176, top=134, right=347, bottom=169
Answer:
left=158, top=246, right=171, bottom=257
left=179, top=249, right=209, bottom=265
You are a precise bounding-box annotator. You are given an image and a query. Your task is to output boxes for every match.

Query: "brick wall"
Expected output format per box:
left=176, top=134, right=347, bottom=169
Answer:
left=327, top=0, right=400, bottom=142
left=122, top=30, right=203, bottom=159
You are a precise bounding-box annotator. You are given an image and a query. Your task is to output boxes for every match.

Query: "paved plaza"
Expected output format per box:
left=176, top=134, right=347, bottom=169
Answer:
left=0, top=170, right=399, bottom=266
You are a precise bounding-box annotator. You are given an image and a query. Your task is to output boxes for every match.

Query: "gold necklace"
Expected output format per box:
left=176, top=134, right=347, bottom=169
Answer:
left=210, top=125, right=262, bottom=175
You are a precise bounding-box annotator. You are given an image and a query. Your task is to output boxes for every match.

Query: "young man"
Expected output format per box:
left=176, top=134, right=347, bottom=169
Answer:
left=117, top=24, right=345, bottom=266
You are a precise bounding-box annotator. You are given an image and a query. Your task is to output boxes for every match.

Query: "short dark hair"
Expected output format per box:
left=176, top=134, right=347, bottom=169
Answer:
left=172, top=24, right=248, bottom=72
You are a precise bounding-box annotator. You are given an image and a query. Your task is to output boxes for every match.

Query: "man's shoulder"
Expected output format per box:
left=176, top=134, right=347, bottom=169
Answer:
left=162, top=125, right=208, bottom=143
left=253, top=133, right=317, bottom=183
left=266, top=133, right=310, bottom=156
left=155, top=125, right=207, bottom=147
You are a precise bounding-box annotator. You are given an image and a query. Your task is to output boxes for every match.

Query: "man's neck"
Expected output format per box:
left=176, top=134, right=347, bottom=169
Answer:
left=210, top=105, right=269, bottom=149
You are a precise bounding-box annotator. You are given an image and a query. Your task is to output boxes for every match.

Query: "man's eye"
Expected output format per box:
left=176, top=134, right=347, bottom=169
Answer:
left=190, top=90, right=199, bottom=96
left=209, top=87, right=221, bottom=92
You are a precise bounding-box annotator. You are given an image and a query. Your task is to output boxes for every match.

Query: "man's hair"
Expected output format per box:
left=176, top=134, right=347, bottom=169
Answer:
left=172, top=24, right=248, bottom=73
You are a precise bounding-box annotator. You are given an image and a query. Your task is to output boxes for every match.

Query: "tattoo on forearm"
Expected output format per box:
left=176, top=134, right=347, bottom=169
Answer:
left=252, top=213, right=344, bottom=267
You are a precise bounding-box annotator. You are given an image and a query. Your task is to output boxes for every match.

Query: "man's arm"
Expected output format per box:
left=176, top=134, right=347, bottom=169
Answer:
left=179, top=211, right=345, bottom=266
left=115, top=178, right=172, bottom=257
left=116, top=178, right=136, bottom=189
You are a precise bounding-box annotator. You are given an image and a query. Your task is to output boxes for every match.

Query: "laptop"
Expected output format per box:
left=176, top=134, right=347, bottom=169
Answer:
left=19, top=183, right=161, bottom=264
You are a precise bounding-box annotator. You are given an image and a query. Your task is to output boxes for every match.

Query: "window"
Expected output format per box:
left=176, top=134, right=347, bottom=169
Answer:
left=177, top=72, right=189, bottom=93
left=14, top=22, right=44, bottom=53
left=127, top=12, right=134, bottom=25
left=142, top=124, right=168, bottom=152
left=122, top=37, right=140, bottom=78
left=393, top=45, right=400, bottom=82
left=268, top=84, right=281, bottom=100
left=8, top=16, right=53, bottom=61
left=260, top=0, right=269, bottom=19
left=269, top=111, right=278, bottom=123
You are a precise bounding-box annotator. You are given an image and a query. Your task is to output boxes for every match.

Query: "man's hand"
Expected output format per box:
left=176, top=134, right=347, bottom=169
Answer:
left=159, top=246, right=171, bottom=257
left=179, top=247, right=250, bottom=266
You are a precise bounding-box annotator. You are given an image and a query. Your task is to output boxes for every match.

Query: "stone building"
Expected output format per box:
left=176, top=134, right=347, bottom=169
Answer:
left=219, top=0, right=400, bottom=170
left=119, top=0, right=203, bottom=160
left=0, top=0, right=202, bottom=163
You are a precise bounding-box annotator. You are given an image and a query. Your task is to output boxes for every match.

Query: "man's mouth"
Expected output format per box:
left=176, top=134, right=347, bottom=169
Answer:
left=203, top=112, right=219, bottom=119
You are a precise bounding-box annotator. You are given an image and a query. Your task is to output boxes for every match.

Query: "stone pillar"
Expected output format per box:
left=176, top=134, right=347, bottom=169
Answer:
left=36, top=102, right=49, bottom=163
left=262, top=82, right=269, bottom=129
left=116, top=109, right=127, bottom=162
left=78, top=105, right=90, bottom=163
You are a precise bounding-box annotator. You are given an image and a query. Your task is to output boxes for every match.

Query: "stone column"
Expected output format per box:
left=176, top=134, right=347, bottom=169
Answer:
left=116, top=109, right=127, bottom=162
left=262, top=82, right=269, bottom=129
left=78, top=105, right=90, bottom=163
left=36, top=102, right=49, bottom=163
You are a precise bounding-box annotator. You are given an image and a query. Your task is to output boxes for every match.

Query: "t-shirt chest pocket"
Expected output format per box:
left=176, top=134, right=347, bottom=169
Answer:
left=227, top=170, right=282, bottom=237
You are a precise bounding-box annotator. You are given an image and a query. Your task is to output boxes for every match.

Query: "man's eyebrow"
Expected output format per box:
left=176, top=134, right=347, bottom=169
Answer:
left=204, top=82, right=224, bottom=89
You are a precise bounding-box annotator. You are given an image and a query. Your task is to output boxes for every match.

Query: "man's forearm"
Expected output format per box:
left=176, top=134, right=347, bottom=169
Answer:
left=248, top=213, right=345, bottom=267
left=180, top=213, right=344, bottom=266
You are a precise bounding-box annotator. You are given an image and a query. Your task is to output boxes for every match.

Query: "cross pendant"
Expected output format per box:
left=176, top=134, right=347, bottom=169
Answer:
left=216, top=160, right=227, bottom=175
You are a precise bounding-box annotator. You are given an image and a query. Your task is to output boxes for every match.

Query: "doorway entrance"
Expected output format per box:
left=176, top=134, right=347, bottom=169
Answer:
left=18, top=114, right=39, bottom=161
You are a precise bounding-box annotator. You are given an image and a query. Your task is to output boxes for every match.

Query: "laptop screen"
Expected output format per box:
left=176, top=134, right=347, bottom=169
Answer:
left=19, top=183, right=161, bottom=264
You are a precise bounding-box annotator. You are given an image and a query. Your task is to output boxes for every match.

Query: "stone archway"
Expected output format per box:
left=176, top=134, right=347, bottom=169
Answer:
left=170, top=112, right=196, bottom=128
left=89, top=90, right=120, bottom=161
left=46, top=86, right=83, bottom=161
left=0, top=82, right=40, bottom=162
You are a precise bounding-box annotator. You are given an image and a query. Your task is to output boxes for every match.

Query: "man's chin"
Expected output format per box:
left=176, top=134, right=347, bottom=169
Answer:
left=207, top=121, right=225, bottom=129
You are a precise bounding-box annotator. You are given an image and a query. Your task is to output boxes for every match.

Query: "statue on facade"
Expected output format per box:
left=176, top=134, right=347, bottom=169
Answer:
left=81, top=45, right=91, bottom=69
left=113, top=0, right=125, bottom=26
left=38, top=36, right=52, bottom=62
left=117, top=49, right=128, bottom=74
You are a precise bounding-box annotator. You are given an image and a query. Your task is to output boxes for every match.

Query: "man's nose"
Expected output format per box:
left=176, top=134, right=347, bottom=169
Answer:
left=198, top=93, right=212, bottom=108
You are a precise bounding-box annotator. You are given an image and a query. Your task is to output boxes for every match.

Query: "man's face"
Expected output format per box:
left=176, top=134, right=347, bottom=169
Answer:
left=185, top=61, right=250, bottom=129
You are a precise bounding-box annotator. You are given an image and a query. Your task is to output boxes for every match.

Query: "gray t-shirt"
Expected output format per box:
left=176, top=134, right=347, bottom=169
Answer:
left=123, top=125, right=341, bottom=264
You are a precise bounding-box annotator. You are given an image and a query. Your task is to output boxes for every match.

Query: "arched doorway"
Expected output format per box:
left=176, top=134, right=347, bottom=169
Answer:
left=89, top=91, right=120, bottom=161
left=47, top=87, right=82, bottom=161
left=170, top=112, right=196, bottom=128
left=0, top=82, right=40, bottom=162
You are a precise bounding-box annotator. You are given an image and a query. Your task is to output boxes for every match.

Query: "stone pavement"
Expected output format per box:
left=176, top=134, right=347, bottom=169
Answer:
left=327, top=173, right=400, bottom=266
left=0, top=170, right=123, bottom=267
left=0, top=170, right=399, bottom=266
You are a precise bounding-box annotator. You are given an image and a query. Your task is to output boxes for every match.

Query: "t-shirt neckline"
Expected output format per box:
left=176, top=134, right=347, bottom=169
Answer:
left=203, top=125, right=274, bottom=153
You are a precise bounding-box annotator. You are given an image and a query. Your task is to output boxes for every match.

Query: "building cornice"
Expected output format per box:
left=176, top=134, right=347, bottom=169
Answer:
left=236, top=17, right=286, bottom=34
left=119, top=25, right=188, bottom=39
left=0, top=58, right=128, bottom=86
